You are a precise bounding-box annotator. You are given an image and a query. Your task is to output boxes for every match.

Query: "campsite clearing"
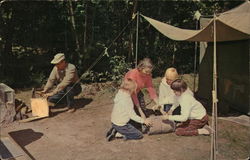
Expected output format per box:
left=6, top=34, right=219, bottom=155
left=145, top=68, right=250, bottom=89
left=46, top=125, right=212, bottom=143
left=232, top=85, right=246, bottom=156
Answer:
left=1, top=78, right=249, bottom=160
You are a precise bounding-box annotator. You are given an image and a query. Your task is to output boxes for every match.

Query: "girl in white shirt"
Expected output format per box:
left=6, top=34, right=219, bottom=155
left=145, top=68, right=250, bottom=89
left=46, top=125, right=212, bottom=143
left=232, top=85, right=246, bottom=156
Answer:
left=162, top=79, right=210, bottom=136
left=106, top=78, right=151, bottom=141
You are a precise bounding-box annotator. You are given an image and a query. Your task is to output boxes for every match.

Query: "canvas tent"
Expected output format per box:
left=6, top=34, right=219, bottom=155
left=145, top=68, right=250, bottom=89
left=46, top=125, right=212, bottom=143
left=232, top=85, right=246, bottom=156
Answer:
left=198, top=19, right=249, bottom=115
left=141, top=1, right=250, bottom=114
left=140, top=1, right=250, bottom=159
left=141, top=0, right=250, bottom=108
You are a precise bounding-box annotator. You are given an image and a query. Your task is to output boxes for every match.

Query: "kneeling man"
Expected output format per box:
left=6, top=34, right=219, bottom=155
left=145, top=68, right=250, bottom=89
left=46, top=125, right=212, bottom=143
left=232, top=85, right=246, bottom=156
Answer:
left=41, top=53, right=81, bottom=113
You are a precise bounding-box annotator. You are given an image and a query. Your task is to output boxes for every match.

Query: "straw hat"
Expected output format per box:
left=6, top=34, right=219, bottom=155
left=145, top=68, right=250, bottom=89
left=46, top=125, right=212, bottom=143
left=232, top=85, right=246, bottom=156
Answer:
left=51, top=53, right=65, bottom=64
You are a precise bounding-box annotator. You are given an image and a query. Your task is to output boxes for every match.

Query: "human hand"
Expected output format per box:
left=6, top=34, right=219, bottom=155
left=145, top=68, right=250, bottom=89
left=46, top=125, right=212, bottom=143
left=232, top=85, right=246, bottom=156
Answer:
left=144, top=118, right=152, bottom=126
left=36, top=90, right=47, bottom=96
left=168, top=109, right=173, bottom=115
left=43, top=92, right=54, bottom=98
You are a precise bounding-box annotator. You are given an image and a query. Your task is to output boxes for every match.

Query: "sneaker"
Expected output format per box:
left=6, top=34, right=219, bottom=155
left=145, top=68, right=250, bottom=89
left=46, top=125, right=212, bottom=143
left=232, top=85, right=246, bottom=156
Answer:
left=106, top=127, right=114, bottom=137
left=141, top=124, right=149, bottom=134
left=67, top=108, right=76, bottom=113
left=106, top=128, right=117, bottom=142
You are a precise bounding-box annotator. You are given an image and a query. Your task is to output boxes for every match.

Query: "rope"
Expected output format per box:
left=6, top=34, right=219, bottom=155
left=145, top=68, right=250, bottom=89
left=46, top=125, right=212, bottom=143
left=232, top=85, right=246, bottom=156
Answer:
left=54, top=17, right=136, bottom=105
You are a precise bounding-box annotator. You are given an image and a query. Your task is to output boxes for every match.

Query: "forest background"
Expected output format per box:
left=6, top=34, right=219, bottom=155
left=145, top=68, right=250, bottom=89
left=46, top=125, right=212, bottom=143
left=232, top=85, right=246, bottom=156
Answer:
left=0, top=0, right=244, bottom=88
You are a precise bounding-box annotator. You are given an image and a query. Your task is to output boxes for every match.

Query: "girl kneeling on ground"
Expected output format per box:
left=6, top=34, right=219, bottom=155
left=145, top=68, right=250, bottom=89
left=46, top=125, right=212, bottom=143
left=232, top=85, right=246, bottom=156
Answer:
left=106, top=78, right=151, bottom=141
left=162, top=79, right=211, bottom=136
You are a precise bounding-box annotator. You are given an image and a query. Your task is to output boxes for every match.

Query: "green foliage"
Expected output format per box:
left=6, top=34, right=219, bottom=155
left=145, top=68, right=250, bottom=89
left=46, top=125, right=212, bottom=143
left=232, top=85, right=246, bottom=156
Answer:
left=109, top=55, right=132, bottom=81
left=30, top=72, right=46, bottom=87
left=82, top=70, right=109, bottom=82
left=81, top=55, right=131, bottom=83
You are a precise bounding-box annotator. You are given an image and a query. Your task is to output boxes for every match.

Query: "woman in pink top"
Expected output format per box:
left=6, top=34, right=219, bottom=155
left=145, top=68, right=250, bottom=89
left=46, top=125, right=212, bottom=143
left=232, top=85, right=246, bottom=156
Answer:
left=125, top=58, right=159, bottom=118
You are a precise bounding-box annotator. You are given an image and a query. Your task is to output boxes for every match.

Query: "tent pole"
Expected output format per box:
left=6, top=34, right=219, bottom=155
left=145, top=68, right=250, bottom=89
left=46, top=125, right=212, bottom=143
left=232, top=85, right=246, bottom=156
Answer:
left=193, top=20, right=198, bottom=92
left=135, top=11, right=139, bottom=67
left=211, top=13, right=218, bottom=160
left=214, top=14, right=218, bottom=156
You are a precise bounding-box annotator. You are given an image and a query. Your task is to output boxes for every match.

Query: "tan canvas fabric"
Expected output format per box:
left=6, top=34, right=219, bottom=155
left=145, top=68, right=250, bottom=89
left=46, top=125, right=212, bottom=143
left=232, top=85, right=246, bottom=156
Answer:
left=147, top=115, right=175, bottom=135
left=141, top=15, right=200, bottom=41
left=141, top=1, right=250, bottom=42
left=219, top=0, right=250, bottom=35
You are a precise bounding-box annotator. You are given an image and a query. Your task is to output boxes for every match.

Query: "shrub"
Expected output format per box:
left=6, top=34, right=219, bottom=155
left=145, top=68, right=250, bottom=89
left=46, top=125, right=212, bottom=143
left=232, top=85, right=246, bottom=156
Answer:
left=108, top=55, right=132, bottom=81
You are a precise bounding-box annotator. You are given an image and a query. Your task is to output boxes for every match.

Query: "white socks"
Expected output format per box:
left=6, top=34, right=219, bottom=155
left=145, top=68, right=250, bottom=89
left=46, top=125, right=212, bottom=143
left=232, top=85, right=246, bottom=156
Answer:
left=198, top=125, right=213, bottom=135
left=115, top=132, right=124, bottom=138
left=198, top=128, right=210, bottom=135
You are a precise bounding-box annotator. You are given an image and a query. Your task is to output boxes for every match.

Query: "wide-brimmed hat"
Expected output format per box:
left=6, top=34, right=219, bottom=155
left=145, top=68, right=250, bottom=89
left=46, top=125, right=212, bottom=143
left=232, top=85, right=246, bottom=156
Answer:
left=51, top=53, right=65, bottom=64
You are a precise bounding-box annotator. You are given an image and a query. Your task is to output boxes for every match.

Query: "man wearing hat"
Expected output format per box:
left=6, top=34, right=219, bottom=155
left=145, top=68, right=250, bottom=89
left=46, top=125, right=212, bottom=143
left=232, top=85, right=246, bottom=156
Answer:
left=40, top=53, right=82, bottom=113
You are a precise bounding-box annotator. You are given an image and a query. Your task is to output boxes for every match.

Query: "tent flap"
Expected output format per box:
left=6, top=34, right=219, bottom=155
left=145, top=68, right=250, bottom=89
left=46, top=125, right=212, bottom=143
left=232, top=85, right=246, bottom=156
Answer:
left=141, top=1, right=250, bottom=42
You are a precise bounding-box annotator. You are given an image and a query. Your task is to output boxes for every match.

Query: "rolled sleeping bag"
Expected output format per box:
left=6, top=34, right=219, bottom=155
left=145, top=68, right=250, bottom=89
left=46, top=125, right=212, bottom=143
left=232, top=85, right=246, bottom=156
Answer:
left=147, top=115, right=176, bottom=135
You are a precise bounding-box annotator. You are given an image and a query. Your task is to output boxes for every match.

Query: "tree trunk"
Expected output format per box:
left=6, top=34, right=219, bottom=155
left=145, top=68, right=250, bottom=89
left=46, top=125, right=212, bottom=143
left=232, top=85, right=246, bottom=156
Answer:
left=67, top=0, right=80, bottom=58
left=83, top=1, right=88, bottom=53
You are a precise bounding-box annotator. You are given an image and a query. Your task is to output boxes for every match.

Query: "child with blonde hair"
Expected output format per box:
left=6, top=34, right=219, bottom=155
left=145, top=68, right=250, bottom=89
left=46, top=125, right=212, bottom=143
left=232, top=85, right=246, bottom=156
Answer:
left=125, top=58, right=159, bottom=117
left=157, top=67, right=193, bottom=115
left=106, top=78, right=151, bottom=141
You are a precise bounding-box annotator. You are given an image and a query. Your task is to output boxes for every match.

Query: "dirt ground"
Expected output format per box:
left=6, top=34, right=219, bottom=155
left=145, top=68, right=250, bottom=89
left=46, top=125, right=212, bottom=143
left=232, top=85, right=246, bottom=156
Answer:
left=1, top=77, right=250, bottom=160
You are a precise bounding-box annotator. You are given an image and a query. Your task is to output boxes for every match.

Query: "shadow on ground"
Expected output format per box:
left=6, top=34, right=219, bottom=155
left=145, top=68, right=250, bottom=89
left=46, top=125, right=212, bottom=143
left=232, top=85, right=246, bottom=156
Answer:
left=8, top=129, right=43, bottom=160
left=50, top=98, right=93, bottom=117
